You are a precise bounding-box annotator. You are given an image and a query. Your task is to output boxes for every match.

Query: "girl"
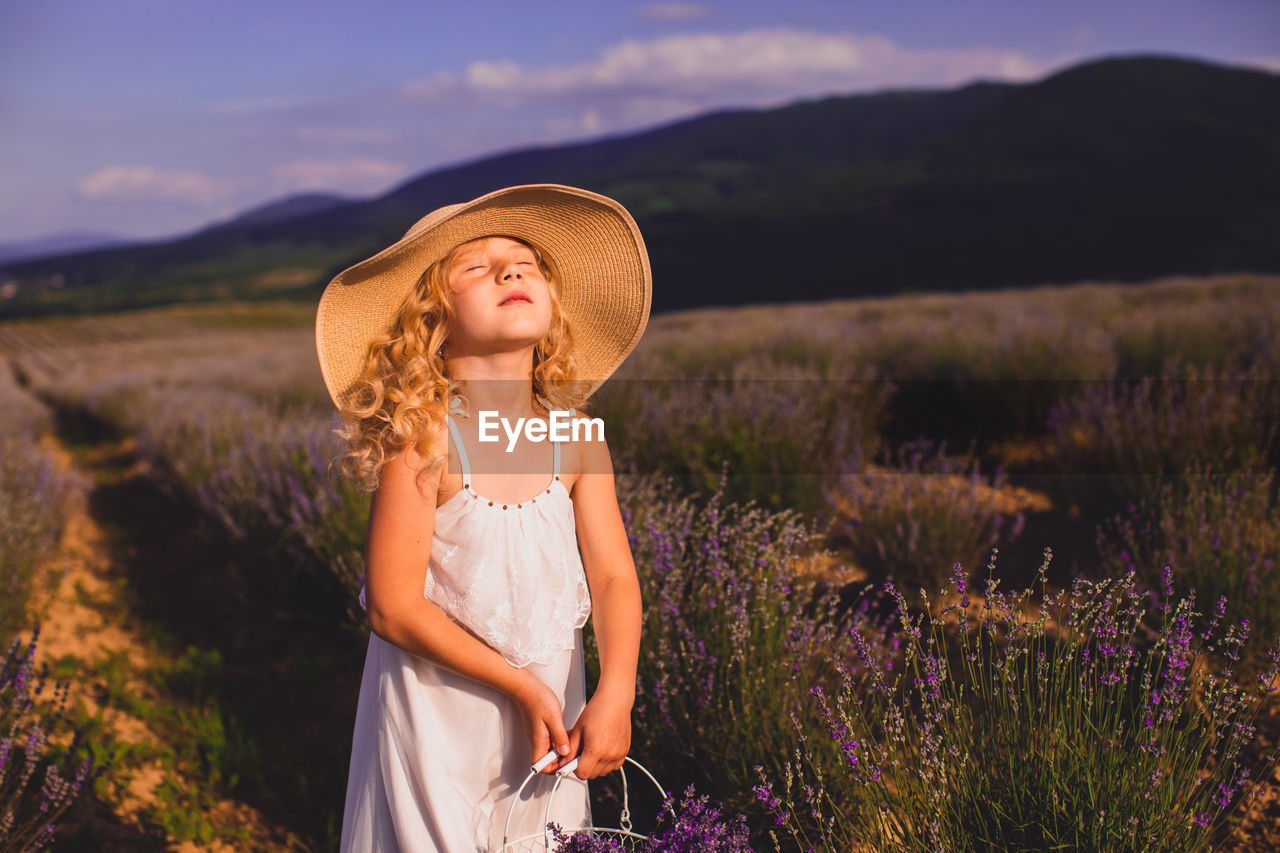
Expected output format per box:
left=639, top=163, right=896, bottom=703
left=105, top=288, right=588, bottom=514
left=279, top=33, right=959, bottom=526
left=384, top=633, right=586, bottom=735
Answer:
left=314, top=184, right=651, bottom=852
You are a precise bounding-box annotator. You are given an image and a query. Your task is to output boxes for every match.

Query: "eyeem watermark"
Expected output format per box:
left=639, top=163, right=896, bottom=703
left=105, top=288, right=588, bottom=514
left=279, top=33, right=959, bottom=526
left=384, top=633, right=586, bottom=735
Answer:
left=478, top=410, right=604, bottom=452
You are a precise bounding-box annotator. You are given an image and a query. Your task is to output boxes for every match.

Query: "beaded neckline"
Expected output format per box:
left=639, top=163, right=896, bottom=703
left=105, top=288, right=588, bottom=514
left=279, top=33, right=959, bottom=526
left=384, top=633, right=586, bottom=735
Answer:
left=454, top=474, right=568, bottom=511
left=443, top=406, right=569, bottom=512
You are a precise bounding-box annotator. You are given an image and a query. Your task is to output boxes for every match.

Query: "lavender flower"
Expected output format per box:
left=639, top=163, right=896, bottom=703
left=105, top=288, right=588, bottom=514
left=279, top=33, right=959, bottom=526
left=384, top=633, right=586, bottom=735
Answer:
left=759, top=550, right=1280, bottom=852
left=548, top=785, right=755, bottom=852
left=0, top=629, right=101, bottom=851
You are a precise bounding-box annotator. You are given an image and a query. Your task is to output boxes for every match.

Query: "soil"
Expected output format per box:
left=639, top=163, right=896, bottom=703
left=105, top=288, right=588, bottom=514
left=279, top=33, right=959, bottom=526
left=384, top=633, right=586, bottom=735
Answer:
left=25, top=431, right=302, bottom=852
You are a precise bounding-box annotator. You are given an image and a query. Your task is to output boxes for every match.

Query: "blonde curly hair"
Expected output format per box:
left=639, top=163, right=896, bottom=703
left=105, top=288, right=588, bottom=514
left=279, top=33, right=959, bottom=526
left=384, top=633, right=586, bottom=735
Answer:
left=332, top=235, right=589, bottom=493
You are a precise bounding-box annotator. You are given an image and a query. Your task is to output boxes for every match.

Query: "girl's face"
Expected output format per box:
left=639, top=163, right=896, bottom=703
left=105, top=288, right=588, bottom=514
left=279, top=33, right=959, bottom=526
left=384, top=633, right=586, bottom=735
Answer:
left=443, top=236, right=554, bottom=358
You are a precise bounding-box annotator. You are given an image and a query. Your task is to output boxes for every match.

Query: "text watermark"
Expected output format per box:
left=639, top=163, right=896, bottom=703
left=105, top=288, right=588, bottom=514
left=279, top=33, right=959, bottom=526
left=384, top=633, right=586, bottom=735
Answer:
left=477, top=410, right=604, bottom=452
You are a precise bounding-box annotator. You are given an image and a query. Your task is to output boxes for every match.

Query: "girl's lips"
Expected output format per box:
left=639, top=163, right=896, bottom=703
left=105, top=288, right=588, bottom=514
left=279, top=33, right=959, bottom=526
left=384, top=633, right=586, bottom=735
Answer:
left=499, top=291, right=532, bottom=306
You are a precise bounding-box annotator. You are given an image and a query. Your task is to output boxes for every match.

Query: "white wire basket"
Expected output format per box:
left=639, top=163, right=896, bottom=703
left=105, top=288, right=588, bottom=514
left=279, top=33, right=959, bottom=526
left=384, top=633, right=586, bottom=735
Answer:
left=498, top=748, right=670, bottom=852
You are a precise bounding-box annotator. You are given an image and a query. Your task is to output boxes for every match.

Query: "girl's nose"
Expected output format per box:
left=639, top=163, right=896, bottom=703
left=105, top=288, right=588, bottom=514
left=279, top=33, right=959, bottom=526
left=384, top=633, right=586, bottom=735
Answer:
left=500, top=261, right=523, bottom=281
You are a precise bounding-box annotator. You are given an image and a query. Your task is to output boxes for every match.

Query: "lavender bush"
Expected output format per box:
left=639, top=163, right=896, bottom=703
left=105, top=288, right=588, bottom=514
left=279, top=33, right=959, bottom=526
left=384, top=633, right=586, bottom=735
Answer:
left=549, top=784, right=756, bottom=851
left=1107, top=277, right=1279, bottom=377
left=605, top=470, right=895, bottom=831
left=755, top=550, right=1280, bottom=852
left=1096, top=462, right=1279, bottom=674
left=824, top=437, right=1026, bottom=594
left=0, top=626, right=100, bottom=853
left=3, top=284, right=1276, bottom=849
left=861, top=299, right=1116, bottom=450
left=25, top=347, right=369, bottom=625
left=1048, top=355, right=1279, bottom=509
left=0, top=363, right=84, bottom=634
left=190, top=412, right=368, bottom=612
left=596, top=356, right=888, bottom=516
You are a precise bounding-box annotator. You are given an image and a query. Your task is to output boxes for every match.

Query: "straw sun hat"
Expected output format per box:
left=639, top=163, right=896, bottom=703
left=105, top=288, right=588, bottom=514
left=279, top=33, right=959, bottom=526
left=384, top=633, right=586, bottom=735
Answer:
left=315, top=183, right=652, bottom=411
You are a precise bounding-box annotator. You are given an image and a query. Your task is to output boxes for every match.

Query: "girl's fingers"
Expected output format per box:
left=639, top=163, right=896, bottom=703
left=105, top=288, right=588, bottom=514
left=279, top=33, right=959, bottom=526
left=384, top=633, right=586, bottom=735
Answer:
left=539, top=715, right=570, bottom=774
left=566, top=727, right=583, bottom=762
left=520, top=676, right=567, bottom=772
left=572, top=736, right=598, bottom=779
left=572, top=741, right=627, bottom=780
left=531, top=728, right=550, bottom=767
left=548, top=714, right=570, bottom=758
left=542, top=731, right=568, bottom=774
left=551, top=726, right=583, bottom=773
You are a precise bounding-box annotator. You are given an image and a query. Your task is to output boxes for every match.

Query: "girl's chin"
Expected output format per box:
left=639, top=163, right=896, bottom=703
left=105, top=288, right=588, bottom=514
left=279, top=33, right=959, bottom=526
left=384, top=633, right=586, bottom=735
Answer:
left=455, top=330, right=550, bottom=354
left=497, top=320, right=552, bottom=342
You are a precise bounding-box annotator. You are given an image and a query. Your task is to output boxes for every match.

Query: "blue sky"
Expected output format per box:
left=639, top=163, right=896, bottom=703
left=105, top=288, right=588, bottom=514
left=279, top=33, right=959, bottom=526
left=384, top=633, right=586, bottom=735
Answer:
left=1, top=0, right=1276, bottom=243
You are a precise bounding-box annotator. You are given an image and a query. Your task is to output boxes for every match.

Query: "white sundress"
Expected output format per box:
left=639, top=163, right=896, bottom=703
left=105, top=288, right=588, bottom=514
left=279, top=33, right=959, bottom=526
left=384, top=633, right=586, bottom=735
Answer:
left=340, top=401, right=594, bottom=852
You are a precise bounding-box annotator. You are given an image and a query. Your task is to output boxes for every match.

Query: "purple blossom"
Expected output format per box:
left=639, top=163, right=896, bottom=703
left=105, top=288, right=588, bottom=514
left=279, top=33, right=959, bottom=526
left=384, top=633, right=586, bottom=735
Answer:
left=549, top=785, right=754, bottom=852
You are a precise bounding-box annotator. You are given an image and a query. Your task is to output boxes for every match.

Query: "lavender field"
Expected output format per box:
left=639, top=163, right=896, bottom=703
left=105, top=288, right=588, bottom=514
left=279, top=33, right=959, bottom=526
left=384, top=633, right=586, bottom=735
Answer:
left=2, top=273, right=1279, bottom=851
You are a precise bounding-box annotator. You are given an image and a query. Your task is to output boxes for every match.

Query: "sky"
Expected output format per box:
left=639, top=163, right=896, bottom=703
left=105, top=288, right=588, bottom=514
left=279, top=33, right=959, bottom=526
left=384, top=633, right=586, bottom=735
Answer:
left=1, top=0, right=1277, bottom=244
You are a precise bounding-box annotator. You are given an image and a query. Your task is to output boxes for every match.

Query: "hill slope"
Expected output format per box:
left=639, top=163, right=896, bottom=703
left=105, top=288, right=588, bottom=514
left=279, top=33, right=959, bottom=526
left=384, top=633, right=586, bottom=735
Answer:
left=3, top=53, right=1277, bottom=317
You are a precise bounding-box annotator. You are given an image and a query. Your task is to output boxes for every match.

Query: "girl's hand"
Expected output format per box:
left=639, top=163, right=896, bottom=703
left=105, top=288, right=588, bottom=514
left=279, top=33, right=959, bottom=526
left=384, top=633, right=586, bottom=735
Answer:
left=563, top=686, right=632, bottom=780
left=511, top=671, right=571, bottom=774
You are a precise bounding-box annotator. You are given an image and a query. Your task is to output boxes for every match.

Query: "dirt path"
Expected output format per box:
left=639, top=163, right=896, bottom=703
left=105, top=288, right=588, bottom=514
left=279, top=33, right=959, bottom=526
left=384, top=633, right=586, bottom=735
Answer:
left=28, top=427, right=301, bottom=851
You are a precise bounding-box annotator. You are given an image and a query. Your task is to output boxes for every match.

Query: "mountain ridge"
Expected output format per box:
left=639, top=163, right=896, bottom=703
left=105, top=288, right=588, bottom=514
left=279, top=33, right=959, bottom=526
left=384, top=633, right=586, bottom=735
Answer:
left=3, top=52, right=1277, bottom=317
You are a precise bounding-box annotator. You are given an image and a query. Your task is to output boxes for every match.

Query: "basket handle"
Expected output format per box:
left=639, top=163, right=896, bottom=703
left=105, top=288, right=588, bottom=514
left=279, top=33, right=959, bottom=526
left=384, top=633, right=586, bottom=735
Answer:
left=502, top=749, right=668, bottom=850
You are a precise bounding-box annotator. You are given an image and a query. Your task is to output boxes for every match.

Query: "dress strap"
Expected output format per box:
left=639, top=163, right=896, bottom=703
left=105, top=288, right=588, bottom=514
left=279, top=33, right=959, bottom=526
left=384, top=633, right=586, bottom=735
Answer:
left=446, top=414, right=471, bottom=485
left=552, top=407, right=578, bottom=479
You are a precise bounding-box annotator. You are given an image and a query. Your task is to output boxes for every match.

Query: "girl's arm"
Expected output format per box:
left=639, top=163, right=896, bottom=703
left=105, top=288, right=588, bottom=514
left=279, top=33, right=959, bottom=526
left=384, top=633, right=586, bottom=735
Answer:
left=363, top=441, right=572, bottom=769
left=563, top=418, right=643, bottom=779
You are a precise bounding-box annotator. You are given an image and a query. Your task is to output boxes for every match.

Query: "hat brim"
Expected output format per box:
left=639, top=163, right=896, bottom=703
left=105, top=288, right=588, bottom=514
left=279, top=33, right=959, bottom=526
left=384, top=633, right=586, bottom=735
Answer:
left=315, top=184, right=651, bottom=410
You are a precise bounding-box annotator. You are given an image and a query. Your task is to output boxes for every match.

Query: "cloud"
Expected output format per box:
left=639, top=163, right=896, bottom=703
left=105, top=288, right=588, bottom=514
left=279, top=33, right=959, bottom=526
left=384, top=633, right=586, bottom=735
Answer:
left=402, top=28, right=1048, bottom=128
left=268, top=157, right=408, bottom=195
left=543, top=107, right=605, bottom=136
left=72, top=159, right=408, bottom=232
left=78, top=165, right=235, bottom=205
left=636, top=3, right=713, bottom=21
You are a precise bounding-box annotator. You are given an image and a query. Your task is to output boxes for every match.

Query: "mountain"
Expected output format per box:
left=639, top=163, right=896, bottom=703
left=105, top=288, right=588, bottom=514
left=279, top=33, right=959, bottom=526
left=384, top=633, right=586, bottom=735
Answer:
left=213, top=193, right=352, bottom=229
left=0, top=232, right=131, bottom=266
left=2, top=53, right=1277, bottom=318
